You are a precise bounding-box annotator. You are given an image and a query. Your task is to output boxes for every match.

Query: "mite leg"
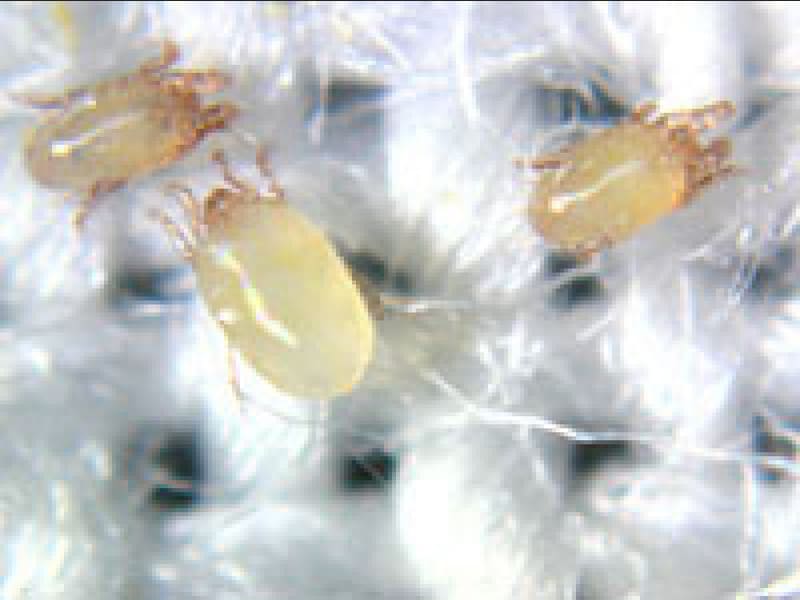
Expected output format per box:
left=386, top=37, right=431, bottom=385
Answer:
left=630, top=101, right=658, bottom=123
left=139, top=40, right=180, bottom=75
left=195, top=102, right=239, bottom=138
left=572, top=234, right=613, bottom=262
left=164, top=70, right=232, bottom=94
left=685, top=137, right=737, bottom=199
left=667, top=124, right=694, bottom=146
left=72, top=178, right=125, bottom=230
left=255, top=146, right=286, bottom=203
left=211, top=148, right=255, bottom=194
left=702, top=138, right=733, bottom=170
left=165, top=183, right=204, bottom=239
left=659, top=100, right=735, bottom=131
left=172, top=102, right=238, bottom=160
left=149, top=207, right=196, bottom=261
left=165, top=183, right=200, bottom=213
left=687, top=100, right=736, bottom=130
left=513, top=154, right=567, bottom=171
left=686, top=164, right=739, bottom=199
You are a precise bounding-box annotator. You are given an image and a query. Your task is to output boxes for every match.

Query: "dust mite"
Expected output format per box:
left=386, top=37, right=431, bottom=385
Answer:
left=520, top=101, right=736, bottom=258
left=154, top=148, right=376, bottom=401
left=22, top=40, right=238, bottom=227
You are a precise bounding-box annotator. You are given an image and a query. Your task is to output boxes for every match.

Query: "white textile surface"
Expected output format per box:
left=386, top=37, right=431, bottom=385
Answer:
left=0, top=3, right=798, bottom=599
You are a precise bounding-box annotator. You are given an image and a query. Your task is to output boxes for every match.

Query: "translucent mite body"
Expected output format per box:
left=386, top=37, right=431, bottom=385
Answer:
left=522, top=101, right=736, bottom=257
left=156, top=150, right=375, bottom=400
left=22, top=41, right=238, bottom=226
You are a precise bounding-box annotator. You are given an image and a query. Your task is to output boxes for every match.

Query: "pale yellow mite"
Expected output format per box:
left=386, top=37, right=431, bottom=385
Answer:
left=521, top=101, right=736, bottom=257
left=155, top=149, right=375, bottom=400
left=22, top=40, right=238, bottom=227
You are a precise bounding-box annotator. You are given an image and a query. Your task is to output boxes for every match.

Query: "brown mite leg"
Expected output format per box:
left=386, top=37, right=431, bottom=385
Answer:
left=630, top=101, right=658, bottom=123
left=195, top=103, right=239, bottom=139
left=211, top=149, right=253, bottom=193
left=572, top=234, right=613, bottom=262
left=149, top=208, right=196, bottom=261
left=165, top=183, right=203, bottom=237
left=513, top=155, right=566, bottom=170
left=687, top=164, right=739, bottom=198
left=687, top=100, right=736, bottom=130
left=696, top=139, right=731, bottom=175
left=139, top=40, right=180, bottom=75
left=255, top=146, right=286, bottom=203
left=700, top=139, right=733, bottom=177
left=164, top=70, right=232, bottom=94
left=659, top=100, right=736, bottom=132
left=667, top=124, right=694, bottom=145
left=685, top=138, right=737, bottom=198
left=706, top=137, right=732, bottom=161
left=72, top=178, right=126, bottom=230
left=571, top=245, right=595, bottom=263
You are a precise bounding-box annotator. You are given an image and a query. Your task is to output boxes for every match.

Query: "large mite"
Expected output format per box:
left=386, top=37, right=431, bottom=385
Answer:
left=22, top=40, right=238, bottom=227
left=154, top=149, right=375, bottom=401
left=520, top=101, right=736, bottom=257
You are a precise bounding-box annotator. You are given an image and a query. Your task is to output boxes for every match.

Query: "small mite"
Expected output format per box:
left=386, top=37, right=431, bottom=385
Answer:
left=520, top=101, right=736, bottom=257
left=22, top=41, right=238, bottom=226
left=154, top=149, right=375, bottom=400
